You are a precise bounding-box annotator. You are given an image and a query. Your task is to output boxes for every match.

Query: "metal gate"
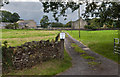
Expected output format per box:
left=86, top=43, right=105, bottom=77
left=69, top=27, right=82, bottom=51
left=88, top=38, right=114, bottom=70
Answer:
left=114, top=38, right=120, bottom=54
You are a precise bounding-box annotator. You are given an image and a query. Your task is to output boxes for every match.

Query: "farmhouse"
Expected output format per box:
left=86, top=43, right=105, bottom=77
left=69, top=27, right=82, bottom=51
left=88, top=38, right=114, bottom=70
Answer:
left=17, top=20, right=37, bottom=29
left=71, top=18, right=87, bottom=29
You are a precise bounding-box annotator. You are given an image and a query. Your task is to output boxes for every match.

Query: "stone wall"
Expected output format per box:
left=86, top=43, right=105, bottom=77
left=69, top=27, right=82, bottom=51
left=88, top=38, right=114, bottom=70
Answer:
left=3, top=39, right=62, bottom=71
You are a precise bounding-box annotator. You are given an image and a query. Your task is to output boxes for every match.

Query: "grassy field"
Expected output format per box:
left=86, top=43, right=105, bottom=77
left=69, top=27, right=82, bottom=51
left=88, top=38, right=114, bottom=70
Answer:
left=1, top=29, right=59, bottom=46
left=4, top=49, right=72, bottom=76
left=66, top=30, right=119, bottom=63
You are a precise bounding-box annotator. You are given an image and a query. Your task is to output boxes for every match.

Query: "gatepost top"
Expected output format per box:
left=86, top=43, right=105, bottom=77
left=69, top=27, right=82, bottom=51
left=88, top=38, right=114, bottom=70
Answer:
left=60, top=32, right=65, bottom=39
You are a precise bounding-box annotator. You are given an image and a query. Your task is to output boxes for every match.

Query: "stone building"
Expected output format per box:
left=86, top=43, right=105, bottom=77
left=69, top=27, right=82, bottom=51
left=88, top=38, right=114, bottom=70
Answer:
left=17, top=20, right=37, bottom=29
left=71, top=18, right=87, bottom=29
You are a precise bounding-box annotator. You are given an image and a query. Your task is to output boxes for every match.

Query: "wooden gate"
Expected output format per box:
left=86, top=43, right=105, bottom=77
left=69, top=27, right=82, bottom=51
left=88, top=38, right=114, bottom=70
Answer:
left=114, top=38, right=120, bottom=54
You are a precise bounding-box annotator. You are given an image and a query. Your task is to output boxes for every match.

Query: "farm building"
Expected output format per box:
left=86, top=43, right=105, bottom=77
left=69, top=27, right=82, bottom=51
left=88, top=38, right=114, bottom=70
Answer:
left=17, top=20, right=37, bottom=29
left=71, top=18, right=87, bottom=29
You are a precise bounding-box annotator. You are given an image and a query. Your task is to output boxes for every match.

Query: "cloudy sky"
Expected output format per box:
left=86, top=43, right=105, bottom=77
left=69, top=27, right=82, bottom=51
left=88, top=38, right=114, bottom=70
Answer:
left=1, top=0, right=85, bottom=25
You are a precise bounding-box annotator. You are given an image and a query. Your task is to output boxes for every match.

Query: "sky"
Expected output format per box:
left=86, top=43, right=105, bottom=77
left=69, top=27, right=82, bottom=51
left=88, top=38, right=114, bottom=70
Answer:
left=1, top=1, right=86, bottom=25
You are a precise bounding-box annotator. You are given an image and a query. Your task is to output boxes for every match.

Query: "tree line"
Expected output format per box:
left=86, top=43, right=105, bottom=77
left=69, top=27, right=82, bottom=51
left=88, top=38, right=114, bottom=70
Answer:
left=40, top=15, right=72, bottom=28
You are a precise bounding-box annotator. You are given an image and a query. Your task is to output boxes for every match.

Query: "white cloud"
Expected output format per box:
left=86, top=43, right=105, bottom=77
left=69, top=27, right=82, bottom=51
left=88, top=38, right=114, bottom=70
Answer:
left=9, top=0, right=39, bottom=2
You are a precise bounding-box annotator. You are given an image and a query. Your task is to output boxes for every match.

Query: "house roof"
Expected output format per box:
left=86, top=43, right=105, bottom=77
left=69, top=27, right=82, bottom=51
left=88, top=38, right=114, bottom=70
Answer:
left=17, top=20, right=36, bottom=24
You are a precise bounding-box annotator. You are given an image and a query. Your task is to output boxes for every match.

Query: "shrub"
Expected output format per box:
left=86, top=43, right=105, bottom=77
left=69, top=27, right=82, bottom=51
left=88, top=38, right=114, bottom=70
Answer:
left=51, top=22, right=64, bottom=27
left=5, top=24, right=13, bottom=29
left=84, top=25, right=97, bottom=30
left=5, top=23, right=19, bottom=29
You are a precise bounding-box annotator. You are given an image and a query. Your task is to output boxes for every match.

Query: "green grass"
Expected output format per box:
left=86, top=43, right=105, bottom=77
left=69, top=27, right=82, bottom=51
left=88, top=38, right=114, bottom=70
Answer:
left=80, top=54, right=87, bottom=57
left=88, top=61, right=100, bottom=66
left=83, top=56, right=95, bottom=60
left=3, top=49, right=72, bottom=76
left=66, top=30, right=119, bottom=63
left=71, top=43, right=95, bottom=60
left=1, top=29, right=59, bottom=46
left=71, top=43, right=85, bottom=53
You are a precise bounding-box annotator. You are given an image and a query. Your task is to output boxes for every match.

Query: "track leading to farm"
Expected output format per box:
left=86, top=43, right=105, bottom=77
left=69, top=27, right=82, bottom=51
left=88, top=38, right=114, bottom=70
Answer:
left=56, top=33, right=119, bottom=76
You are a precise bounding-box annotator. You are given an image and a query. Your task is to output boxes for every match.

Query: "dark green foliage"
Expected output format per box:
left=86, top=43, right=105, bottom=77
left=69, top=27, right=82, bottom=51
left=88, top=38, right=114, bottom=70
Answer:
left=2, top=41, right=14, bottom=73
left=11, top=13, right=20, bottom=22
left=5, top=23, right=19, bottom=29
left=84, top=18, right=100, bottom=29
left=64, top=21, right=72, bottom=27
left=40, top=15, right=49, bottom=28
left=41, top=2, right=80, bottom=22
left=50, top=22, right=64, bottom=27
left=84, top=25, right=97, bottom=30
left=1, top=10, right=20, bottom=23
left=83, top=2, right=120, bottom=28
left=41, top=2, right=120, bottom=28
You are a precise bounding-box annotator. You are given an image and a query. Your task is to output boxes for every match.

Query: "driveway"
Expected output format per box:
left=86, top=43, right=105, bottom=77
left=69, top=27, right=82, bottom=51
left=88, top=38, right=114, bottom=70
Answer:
left=55, top=33, right=119, bottom=77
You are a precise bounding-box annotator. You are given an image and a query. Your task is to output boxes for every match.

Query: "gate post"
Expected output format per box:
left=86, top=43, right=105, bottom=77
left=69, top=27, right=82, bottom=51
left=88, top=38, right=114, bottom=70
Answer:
left=114, top=38, right=115, bottom=54
left=60, top=39, right=64, bottom=59
left=114, top=38, right=120, bottom=54
left=60, top=32, right=65, bottom=59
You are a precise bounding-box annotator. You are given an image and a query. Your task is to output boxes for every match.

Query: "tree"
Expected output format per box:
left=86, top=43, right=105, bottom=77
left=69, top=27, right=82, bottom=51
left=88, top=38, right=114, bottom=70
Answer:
left=41, top=2, right=80, bottom=22
left=83, top=2, right=120, bottom=27
left=50, top=22, right=64, bottom=27
left=84, top=18, right=101, bottom=29
left=1, top=10, right=20, bottom=23
left=1, top=10, right=12, bottom=22
left=10, top=13, right=20, bottom=22
left=40, top=15, right=49, bottom=28
left=64, top=21, right=72, bottom=27
left=0, top=0, right=9, bottom=8
left=41, top=1, right=120, bottom=28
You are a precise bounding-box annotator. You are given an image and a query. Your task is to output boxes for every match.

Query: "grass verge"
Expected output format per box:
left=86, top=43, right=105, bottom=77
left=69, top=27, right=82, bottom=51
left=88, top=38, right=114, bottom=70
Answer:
left=67, top=30, right=119, bottom=63
left=3, top=49, right=72, bottom=76
left=71, top=43, right=85, bottom=53
left=88, top=61, right=101, bottom=66
left=71, top=43, right=98, bottom=66
left=83, top=56, right=95, bottom=60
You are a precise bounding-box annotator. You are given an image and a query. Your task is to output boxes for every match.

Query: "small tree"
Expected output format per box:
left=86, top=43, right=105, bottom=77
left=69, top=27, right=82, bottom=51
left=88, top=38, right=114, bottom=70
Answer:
left=5, top=23, right=19, bottom=29
left=13, top=23, right=19, bottom=29
left=40, top=15, right=49, bottom=28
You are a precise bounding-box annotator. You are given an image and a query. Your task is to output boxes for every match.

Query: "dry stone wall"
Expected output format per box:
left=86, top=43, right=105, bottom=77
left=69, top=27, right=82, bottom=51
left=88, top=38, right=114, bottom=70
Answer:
left=4, top=40, right=62, bottom=70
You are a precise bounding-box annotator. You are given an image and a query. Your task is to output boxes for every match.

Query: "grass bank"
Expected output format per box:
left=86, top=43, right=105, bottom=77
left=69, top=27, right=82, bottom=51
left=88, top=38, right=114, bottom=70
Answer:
left=66, top=30, right=119, bottom=63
